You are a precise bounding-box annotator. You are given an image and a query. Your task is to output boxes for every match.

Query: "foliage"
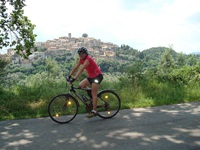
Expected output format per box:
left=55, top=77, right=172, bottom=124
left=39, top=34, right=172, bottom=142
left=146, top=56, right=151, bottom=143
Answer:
left=142, top=47, right=178, bottom=60
left=0, top=56, right=9, bottom=87
left=160, top=48, right=175, bottom=71
left=1, top=45, right=200, bottom=120
left=0, top=0, right=37, bottom=58
left=124, top=59, right=144, bottom=87
left=97, top=59, right=126, bottom=73
left=116, top=44, right=139, bottom=60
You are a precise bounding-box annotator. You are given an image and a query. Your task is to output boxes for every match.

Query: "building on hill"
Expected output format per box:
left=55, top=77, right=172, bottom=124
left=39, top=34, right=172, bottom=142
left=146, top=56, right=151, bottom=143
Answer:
left=35, top=42, right=44, bottom=47
left=7, top=33, right=119, bottom=66
left=45, top=49, right=70, bottom=58
left=7, top=48, right=15, bottom=56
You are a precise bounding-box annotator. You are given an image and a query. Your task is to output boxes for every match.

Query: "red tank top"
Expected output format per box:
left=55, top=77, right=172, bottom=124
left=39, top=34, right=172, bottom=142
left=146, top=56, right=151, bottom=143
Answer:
left=80, top=55, right=102, bottom=78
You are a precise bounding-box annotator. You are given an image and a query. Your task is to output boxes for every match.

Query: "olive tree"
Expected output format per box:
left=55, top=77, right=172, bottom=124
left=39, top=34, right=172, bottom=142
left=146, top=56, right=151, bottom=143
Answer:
left=0, top=0, right=37, bottom=58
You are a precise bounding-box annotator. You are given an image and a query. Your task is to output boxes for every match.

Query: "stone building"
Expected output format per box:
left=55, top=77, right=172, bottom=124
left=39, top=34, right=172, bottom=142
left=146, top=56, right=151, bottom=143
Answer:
left=7, top=33, right=119, bottom=66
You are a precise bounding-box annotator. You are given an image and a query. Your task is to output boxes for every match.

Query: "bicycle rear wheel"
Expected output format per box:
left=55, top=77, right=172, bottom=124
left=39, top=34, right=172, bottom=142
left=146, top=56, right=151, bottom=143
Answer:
left=96, top=90, right=121, bottom=119
left=48, top=94, right=78, bottom=123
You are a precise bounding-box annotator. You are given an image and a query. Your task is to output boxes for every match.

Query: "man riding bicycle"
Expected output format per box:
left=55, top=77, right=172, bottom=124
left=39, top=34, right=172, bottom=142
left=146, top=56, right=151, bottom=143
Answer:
left=67, top=47, right=103, bottom=118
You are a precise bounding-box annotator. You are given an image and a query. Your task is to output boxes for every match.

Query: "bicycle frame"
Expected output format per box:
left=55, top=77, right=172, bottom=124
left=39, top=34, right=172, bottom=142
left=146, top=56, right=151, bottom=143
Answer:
left=66, top=82, right=110, bottom=112
left=67, top=82, right=93, bottom=110
left=48, top=82, right=121, bottom=123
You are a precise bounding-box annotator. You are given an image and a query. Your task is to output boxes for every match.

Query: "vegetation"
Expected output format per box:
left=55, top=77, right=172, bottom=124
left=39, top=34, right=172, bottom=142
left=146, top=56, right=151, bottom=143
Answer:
left=1, top=1, right=199, bottom=121
left=0, top=0, right=37, bottom=58
left=0, top=46, right=200, bottom=121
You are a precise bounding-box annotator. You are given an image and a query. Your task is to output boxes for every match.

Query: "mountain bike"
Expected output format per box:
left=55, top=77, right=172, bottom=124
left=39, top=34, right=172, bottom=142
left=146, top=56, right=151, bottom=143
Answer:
left=48, top=80, right=121, bottom=124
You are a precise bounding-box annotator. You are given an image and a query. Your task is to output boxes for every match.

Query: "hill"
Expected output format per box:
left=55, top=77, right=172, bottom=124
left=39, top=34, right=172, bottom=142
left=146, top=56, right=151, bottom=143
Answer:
left=191, top=52, right=200, bottom=55
left=141, top=47, right=178, bottom=60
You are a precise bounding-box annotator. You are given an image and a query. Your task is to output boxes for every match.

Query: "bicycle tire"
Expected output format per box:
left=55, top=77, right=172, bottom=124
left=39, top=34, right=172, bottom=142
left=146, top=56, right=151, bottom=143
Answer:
left=96, top=90, right=121, bottom=119
left=48, top=94, right=78, bottom=124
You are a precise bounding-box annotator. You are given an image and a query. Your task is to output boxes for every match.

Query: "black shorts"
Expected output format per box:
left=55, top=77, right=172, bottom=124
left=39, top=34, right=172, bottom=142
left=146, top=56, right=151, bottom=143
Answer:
left=87, top=74, right=103, bottom=85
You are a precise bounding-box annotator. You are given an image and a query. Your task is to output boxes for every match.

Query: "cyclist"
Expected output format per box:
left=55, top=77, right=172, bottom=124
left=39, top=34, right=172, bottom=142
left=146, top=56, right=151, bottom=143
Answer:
left=67, top=47, right=103, bottom=118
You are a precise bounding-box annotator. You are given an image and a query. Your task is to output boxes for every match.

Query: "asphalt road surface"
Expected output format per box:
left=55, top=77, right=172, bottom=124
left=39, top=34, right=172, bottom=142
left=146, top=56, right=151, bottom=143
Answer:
left=0, top=102, right=200, bottom=150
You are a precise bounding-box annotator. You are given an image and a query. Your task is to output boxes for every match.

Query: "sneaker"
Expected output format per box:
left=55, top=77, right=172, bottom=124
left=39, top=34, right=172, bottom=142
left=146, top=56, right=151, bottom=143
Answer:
left=86, top=110, right=97, bottom=118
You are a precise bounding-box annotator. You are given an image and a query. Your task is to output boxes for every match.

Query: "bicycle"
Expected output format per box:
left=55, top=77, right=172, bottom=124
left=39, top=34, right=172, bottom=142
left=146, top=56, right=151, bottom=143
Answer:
left=48, top=80, right=121, bottom=123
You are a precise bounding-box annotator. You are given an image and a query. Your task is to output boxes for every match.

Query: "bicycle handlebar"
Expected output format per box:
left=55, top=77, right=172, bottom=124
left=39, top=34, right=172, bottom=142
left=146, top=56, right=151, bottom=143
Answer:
left=66, top=78, right=91, bottom=91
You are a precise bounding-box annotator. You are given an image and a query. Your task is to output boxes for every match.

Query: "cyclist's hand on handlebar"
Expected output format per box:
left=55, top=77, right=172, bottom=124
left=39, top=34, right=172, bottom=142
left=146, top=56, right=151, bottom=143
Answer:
left=69, top=78, right=75, bottom=83
left=66, top=76, right=75, bottom=83
left=66, top=75, right=71, bottom=82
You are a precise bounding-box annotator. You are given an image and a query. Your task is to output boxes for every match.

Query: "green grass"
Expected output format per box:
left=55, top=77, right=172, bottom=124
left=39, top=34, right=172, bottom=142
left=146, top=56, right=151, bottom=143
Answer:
left=0, top=78, right=200, bottom=121
left=118, top=81, right=200, bottom=109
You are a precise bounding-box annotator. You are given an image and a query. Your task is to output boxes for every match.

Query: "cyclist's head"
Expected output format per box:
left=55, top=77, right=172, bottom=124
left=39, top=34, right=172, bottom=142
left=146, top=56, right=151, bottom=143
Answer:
left=78, top=47, right=88, bottom=55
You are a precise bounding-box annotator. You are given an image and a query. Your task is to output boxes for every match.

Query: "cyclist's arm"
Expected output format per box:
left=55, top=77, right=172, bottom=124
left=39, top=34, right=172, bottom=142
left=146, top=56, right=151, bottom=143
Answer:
left=74, top=60, right=89, bottom=79
left=69, top=60, right=81, bottom=76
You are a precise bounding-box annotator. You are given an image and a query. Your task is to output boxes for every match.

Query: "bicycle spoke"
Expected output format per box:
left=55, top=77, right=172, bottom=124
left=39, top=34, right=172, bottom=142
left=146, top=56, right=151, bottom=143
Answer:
left=48, top=94, right=78, bottom=123
left=97, top=90, right=121, bottom=119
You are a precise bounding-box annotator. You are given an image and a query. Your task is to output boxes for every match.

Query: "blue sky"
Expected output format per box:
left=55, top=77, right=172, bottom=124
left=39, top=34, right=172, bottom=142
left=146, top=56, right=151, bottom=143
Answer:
left=20, top=0, right=200, bottom=54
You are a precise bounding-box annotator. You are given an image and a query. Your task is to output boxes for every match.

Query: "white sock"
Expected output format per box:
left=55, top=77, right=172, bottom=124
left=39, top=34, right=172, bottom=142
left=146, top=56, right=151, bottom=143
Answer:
left=91, top=110, right=97, bottom=113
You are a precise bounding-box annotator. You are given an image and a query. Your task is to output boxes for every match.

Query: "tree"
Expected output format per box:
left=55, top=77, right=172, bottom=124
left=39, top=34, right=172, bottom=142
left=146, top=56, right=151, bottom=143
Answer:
left=0, top=0, right=37, bottom=58
left=45, top=58, right=60, bottom=78
left=0, top=56, right=9, bottom=86
left=160, top=48, right=175, bottom=71
left=187, top=54, right=197, bottom=66
left=125, top=59, right=144, bottom=87
left=82, top=33, right=88, bottom=38
left=176, top=53, right=186, bottom=68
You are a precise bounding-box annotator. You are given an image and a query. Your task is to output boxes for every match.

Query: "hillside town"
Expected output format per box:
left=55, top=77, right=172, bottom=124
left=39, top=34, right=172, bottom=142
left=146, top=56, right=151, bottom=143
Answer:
left=5, top=33, right=119, bottom=67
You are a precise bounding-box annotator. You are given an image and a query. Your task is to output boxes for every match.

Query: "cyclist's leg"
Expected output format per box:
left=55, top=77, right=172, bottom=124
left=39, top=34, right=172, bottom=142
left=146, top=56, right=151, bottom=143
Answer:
left=91, top=74, right=103, bottom=111
left=86, top=74, right=103, bottom=118
left=78, top=78, right=90, bottom=88
left=86, top=83, right=99, bottom=118
left=91, top=83, right=100, bottom=110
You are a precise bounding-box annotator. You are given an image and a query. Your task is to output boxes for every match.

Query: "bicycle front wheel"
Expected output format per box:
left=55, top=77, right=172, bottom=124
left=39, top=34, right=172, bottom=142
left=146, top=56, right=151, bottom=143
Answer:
left=96, top=90, right=121, bottom=119
left=48, top=94, right=78, bottom=124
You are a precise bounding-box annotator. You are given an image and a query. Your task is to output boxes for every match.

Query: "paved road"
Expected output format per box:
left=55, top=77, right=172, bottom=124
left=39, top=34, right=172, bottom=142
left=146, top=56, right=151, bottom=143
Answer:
left=0, top=102, right=200, bottom=150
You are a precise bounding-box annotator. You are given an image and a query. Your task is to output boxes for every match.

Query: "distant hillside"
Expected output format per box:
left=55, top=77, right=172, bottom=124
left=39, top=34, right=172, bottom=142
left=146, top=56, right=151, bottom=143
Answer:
left=191, top=52, right=200, bottom=55
left=116, top=46, right=180, bottom=62
left=141, top=47, right=178, bottom=61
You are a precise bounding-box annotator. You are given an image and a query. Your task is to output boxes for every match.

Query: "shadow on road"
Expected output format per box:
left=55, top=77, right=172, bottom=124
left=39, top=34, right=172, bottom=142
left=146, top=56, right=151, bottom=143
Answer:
left=0, top=102, right=200, bottom=150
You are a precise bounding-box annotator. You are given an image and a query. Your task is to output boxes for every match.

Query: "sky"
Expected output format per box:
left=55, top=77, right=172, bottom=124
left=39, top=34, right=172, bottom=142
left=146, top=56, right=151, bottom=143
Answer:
left=6, top=0, right=200, bottom=54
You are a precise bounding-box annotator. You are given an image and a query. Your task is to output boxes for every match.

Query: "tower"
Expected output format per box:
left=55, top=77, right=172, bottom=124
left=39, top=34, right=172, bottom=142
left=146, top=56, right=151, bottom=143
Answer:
left=68, top=33, right=71, bottom=38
